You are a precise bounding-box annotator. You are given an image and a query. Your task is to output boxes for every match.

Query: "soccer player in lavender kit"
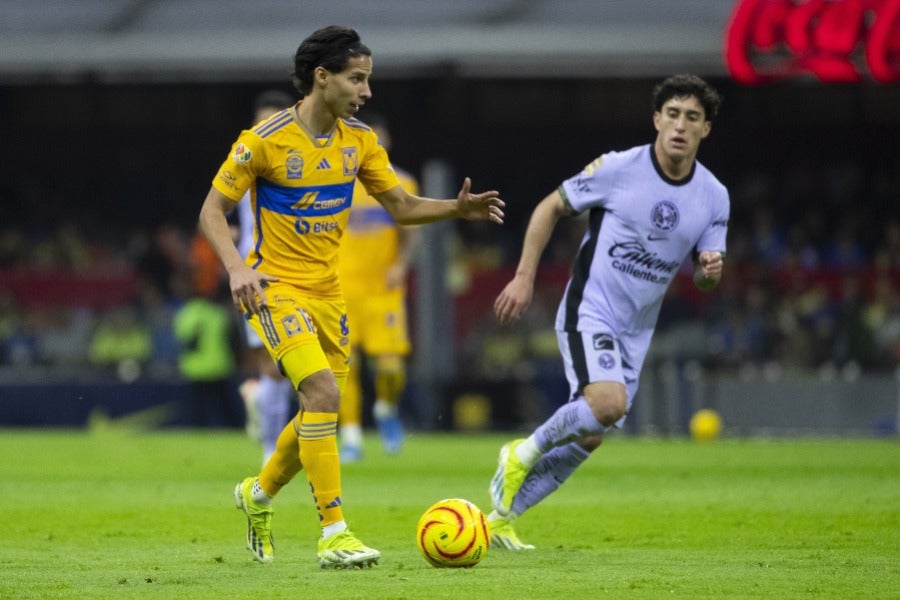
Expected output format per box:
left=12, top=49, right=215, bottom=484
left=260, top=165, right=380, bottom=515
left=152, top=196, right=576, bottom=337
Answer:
left=487, top=74, right=728, bottom=550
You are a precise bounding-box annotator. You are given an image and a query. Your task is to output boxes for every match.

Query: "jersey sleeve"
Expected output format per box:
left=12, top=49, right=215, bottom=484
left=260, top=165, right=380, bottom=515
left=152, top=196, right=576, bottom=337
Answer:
left=695, top=186, right=730, bottom=254
left=211, top=129, right=266, bottom=202
left=559, top=152, right=620, bottom=214
left=356, top=132, right=401, bottom=195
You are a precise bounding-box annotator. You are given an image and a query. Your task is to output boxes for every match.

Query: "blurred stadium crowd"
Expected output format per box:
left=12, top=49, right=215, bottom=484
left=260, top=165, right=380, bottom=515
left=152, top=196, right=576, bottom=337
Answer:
left=1, top=160, right=898, bottom=385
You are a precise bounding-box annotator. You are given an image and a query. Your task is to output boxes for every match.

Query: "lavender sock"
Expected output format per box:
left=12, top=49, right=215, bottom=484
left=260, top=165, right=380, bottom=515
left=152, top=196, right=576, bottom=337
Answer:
left=511, top=443, right=591, bottom=516
left=257, top=376, right=292, bottom=457
left=533, top=398, right=604, bottom=452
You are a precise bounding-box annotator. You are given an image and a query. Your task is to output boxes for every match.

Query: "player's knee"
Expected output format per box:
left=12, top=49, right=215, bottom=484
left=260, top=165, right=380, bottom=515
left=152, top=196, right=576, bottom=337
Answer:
left=596, top=403, right=626, bottom=427
left=583, top=388, right=627, bottom=427
left=297, top=370, right=341, bottom=412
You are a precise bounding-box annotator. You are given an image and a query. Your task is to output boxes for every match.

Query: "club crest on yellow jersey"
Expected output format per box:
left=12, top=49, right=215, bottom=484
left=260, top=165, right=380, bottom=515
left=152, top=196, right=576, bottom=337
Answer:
left=286, top=151, right=303, bottom=179
left=342, top=147, right=359, bottom=176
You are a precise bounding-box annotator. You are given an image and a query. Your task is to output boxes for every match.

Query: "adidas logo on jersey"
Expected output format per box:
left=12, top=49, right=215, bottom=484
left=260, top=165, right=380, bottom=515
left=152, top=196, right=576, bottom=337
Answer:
left=316, top=158, right=331, bottom=170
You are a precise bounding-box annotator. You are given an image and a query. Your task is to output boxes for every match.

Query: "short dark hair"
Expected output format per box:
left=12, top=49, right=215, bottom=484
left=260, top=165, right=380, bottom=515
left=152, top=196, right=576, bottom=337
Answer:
left=651, top=74, right=723, bottom=121
left=291, top=25, right=372, bottom=97
left=253, top=89, right=294, bottom=114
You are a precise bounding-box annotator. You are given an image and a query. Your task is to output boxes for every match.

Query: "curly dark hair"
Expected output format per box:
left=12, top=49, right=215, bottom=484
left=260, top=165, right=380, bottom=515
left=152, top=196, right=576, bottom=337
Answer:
left=651, top=74, right=723, bottom=121
left=291, top=25, right=372, bottom=97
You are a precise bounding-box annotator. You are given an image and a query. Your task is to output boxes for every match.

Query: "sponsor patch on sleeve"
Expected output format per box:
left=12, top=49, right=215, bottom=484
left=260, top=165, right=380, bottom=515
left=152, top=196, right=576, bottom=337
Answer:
left=233, top=143, right=252, bottom=164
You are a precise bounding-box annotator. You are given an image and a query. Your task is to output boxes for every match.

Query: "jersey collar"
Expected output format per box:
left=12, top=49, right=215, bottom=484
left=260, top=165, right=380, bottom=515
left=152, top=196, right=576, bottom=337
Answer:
left=649, top=144, right=696, bottom=187
left=292, top=103, right=336, bottom=148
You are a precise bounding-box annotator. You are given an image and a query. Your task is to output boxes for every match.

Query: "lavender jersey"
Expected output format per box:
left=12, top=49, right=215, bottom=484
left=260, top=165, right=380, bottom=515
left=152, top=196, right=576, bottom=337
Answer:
left=557, top=144, right=729, bottom=336
left=236, top=190, right=254, bottom=259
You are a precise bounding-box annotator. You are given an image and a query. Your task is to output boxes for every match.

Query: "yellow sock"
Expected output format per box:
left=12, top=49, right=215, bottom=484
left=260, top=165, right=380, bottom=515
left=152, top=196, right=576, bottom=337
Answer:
left=258, top=417, right=304, bottom=497
left=298, top=412, right=343, bottom=526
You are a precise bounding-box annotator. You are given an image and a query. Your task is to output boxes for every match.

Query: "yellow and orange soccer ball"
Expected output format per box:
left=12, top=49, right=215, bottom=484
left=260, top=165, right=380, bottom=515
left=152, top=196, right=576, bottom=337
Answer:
left=416, top=498, right=489, bottom=568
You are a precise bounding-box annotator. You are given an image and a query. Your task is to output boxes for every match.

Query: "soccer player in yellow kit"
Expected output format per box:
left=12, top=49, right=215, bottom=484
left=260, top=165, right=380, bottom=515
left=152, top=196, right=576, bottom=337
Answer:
left=198, top=25, right=504, bottom=568
left=338, top=114, right=420, bottom=461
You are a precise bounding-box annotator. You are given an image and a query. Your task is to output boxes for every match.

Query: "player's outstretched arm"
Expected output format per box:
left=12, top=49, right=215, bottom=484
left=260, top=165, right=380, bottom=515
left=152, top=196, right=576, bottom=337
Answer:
left=372, top=178, right=504, bottom=226
left=455, top=177, right=505, bottom=224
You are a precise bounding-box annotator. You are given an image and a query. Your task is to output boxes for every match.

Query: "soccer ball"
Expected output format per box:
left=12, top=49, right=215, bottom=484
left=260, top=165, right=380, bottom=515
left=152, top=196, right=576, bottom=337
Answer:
left=416, top=498, right=489, bottom=568
left=690, top=409, right=723, bottom=442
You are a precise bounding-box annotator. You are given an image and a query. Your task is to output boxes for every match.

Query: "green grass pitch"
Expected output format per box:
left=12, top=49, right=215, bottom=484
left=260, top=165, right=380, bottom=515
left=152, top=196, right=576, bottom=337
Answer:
left=1, top=429, right=897, bottom=599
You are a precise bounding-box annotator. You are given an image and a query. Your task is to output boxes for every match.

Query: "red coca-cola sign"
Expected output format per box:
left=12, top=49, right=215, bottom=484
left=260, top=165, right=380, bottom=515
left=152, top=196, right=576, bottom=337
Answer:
left=725, top=0, right=900, bottom=83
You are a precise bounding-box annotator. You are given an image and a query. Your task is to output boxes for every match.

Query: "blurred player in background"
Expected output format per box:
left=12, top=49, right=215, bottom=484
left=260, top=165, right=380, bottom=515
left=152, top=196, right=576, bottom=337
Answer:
left=198, top=25, right=504, bottom=568
left=172, top=280, right=241, bottom=428
left=338, top=113, right=420, bottom=461
left=486, top=74, right=728, bottom=550
left=233, top=89, right=297, bottom=465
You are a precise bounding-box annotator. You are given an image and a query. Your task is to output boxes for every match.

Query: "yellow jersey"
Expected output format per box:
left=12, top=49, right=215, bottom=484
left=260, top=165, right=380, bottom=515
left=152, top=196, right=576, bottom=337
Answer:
left=340, top=167, right=419, bottom=298
left=212, top=105, right=400, bottom=298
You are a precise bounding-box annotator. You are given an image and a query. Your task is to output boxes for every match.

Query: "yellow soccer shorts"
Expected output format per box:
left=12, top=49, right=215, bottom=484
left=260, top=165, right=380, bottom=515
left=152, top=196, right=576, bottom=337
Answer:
left=245, top=282, right=351, bottom=391
left=344, top=288, right=411, bottom=357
